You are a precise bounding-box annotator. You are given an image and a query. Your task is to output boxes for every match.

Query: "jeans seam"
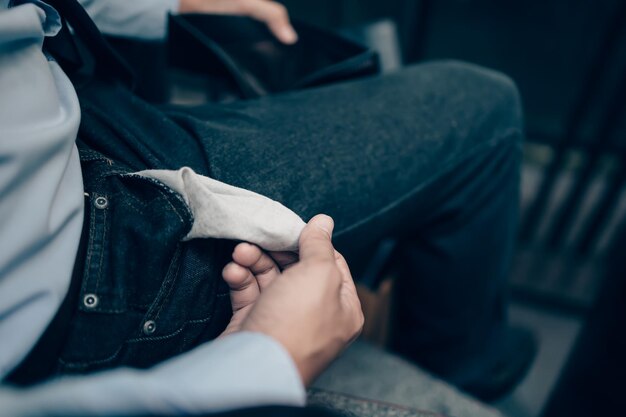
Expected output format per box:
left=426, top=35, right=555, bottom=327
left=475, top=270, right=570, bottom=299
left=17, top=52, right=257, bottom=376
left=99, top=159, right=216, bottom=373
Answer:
left=140, top=245, right=183, bottom=329
left=94, top=205, right=107, bottom=295
left=58, top=314, right=216, bottom=370
left=121, top=174, right=194, bottom=227
left=58, top=347, right=124, bottom=369
left=81, top=197, right=97, bottom=294
left=153, top=252, right=182, bottom=323
left=127, top=314, right=215, bottom=343
left=121, top=197, right=146, bottom=216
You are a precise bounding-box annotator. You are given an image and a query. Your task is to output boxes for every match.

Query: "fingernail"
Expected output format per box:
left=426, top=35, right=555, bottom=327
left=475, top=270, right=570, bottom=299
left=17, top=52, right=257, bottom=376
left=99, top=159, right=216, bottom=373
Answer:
left=314, top=215, right=334, bottom=235
left=279, top=27, right=298, bottom=44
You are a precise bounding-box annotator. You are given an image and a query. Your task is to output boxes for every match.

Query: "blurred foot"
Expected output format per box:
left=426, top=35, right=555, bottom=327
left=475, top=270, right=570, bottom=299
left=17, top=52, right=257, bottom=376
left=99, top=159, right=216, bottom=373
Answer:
left=460, top=325, right=538, bottom=402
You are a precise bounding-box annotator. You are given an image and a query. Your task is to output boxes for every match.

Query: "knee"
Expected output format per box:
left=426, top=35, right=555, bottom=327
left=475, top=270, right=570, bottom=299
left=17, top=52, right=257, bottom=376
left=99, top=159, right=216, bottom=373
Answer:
left=413, top=60, right=523, bottom=147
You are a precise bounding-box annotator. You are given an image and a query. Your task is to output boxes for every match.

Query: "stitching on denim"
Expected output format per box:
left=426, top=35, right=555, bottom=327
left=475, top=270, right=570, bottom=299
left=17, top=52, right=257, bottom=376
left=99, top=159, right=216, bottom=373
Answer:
left=94, top=202, right=107, bottom=296
left=58, top=345, right=124, bottom=369
left=114, top=182, right=149, bottom=207
left=333, top=128, right=522, bottom=238
left=158, top=190, right=186, bottom=225
left=79, top=197, right=97, bottom=298
left=111, top=185, right=153, bottom=217
left=58, top=313, right=216, bottom=369
left=78, top=149, right=111, bottom=163
left=121, top=174, right=194, bottom=226
left=120, top=198, right=146, bottom=216
left=141, top=245, right=182, bottom=324
left=128, top=301, right=151, bottom=310
left=152, top=249, right=183, bottom=322
left=117, top=176, right=189, bottom=220
left=95, top=308, right=126, bottom=314
left=127, top=314, right=214, bottom=343
left=101, top=169, right=132, bottom=177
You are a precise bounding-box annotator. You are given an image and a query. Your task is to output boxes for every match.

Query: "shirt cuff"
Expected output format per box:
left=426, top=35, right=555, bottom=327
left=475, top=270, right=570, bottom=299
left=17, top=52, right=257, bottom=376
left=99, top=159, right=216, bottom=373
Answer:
left=153, top=331, right=307, bottom=411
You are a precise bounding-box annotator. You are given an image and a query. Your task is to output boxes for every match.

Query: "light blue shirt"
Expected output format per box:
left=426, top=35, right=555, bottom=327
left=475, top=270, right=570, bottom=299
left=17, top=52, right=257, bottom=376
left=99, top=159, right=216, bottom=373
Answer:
left=78, top=0, right=179, bottom=39
left=0, top=1, right=305, bottom=415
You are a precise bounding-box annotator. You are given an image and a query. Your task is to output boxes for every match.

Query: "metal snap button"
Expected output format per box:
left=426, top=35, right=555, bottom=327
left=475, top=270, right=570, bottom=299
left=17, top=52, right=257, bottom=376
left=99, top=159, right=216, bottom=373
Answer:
left=94, top=196, right=108, bottom=209
left=83, top=293, right=99, bottom=308
left=143, top=320, right=157, bottom=335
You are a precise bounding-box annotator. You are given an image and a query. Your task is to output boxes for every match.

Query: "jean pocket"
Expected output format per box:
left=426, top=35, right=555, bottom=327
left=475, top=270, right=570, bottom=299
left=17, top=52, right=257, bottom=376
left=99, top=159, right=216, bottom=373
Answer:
left=59, top=175, right=194, bottom=372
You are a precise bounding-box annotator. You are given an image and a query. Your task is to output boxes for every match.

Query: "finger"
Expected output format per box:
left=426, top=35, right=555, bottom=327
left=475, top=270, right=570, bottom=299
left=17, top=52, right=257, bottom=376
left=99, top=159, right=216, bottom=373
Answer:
left=241, top=0, right=298, bottom=44
left=222, top=261, right=260, bottom=311
left=334, top=250, right=358, bottom=296
left=268, top=250, right=299, bottom=270
left=298, top=214, right=336, bottom=262
left=232, top=243, right=281, bottom=289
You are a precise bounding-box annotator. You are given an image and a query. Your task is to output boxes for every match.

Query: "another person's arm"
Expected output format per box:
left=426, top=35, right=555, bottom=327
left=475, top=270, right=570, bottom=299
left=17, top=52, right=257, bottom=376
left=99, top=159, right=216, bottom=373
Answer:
left=77, top=0, right=297, bottom=43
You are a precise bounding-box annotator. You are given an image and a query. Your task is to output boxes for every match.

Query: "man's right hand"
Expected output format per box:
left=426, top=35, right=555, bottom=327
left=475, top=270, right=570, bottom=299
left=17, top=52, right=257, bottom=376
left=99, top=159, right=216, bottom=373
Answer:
left=221, top=215, right=364, bottom=386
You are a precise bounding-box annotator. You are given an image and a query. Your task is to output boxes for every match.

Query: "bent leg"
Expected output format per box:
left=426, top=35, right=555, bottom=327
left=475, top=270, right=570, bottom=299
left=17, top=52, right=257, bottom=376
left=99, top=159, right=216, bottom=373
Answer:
left=167, top=60, right=523, bottom=382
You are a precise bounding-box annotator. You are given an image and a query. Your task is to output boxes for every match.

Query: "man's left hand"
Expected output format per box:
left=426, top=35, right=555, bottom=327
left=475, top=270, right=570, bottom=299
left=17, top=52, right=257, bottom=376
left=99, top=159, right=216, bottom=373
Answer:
left=178, top=0, right=298, bottom=44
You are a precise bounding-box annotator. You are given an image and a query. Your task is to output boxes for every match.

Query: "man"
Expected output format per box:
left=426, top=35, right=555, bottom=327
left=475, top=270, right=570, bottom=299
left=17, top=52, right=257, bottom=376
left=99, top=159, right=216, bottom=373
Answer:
left=0, top=0, right=534, bottom=415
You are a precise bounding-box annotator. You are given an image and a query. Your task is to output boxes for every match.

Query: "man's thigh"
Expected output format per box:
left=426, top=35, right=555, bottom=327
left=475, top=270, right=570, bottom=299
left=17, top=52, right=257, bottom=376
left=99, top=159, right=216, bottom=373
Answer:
left=167, top=61, right=522, bottom=248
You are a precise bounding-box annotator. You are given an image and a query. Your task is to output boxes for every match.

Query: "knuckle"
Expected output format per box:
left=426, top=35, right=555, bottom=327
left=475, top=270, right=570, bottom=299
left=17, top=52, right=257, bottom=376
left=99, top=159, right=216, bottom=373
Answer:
left=354, top=322, right=363, bottom=339
left=299, top=233, right=319, bottom=248
left=352, top=302, right=364, bottom=324
left=357, top=310, right=365, bottom=329
left=346, top=314, right=363, bottom=341
left=303, top=229, right=331, bottom=245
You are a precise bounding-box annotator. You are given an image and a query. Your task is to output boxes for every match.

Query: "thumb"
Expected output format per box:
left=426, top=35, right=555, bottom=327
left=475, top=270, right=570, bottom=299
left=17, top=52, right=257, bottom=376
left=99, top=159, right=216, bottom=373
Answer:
left=298, top=214, right=335, bottom=262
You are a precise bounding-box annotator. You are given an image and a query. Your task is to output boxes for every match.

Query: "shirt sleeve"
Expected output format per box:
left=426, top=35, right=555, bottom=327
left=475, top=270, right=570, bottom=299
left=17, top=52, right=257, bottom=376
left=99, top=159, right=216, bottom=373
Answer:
left=77, top=0, right=180, bottom=39
left=0, top=1, right=84, bottom=378
left=1, top=332, right=306, bottom=416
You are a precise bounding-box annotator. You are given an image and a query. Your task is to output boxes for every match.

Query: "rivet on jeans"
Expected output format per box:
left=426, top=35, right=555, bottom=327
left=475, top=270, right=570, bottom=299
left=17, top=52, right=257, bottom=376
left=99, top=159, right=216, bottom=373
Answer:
left=143, top=320, right=157, bottom=335
left=83, top=293, right=99, bottom=309
left=94, top=196, right=108, bottom=209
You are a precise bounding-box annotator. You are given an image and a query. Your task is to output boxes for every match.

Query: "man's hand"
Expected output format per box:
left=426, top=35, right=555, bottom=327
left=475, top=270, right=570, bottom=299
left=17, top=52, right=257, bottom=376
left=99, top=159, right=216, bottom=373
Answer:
left=220, top=215, right=364, bottom=386
left=178, top=0, right=298, bottom=44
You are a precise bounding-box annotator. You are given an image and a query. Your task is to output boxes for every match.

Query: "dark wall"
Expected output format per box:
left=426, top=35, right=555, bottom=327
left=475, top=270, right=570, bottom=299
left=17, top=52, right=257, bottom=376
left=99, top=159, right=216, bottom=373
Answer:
left=281, top=0, right=626, bottom=148
left=417, top=0, right=626, bottom=147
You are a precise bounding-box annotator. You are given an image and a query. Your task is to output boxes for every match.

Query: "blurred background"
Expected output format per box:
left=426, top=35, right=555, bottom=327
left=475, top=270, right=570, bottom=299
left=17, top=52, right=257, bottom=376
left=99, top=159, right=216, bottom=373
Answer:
left=278, top=1, right=626, bottom=416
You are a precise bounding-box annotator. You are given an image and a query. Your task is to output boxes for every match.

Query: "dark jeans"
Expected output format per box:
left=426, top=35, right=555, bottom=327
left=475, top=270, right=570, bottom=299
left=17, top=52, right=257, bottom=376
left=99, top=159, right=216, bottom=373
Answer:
left=57, top=60, right=522, bottom=388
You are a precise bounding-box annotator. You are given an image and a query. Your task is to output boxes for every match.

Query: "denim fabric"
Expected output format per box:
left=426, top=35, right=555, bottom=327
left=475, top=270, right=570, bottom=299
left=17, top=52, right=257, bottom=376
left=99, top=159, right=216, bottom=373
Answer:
left=64, top=59, right=522, bottom=387
left=162, top=62, right=523, bottom=386
left=56, top=142, right=232, bottom=373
